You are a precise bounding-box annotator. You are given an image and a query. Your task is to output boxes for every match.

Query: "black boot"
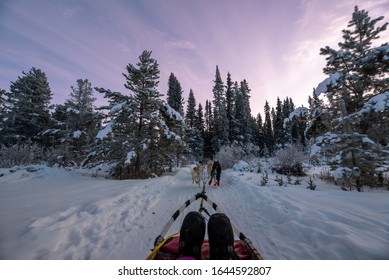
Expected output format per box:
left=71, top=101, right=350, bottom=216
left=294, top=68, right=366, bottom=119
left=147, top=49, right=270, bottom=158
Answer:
left=178, top=211, right=206, bottom=259
left=208, top=213, right=236, bottom=260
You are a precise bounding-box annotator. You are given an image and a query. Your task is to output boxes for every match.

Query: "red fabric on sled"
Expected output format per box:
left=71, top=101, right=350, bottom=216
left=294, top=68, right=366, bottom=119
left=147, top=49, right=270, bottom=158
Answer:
left=154, top=236, right=252, bottom=260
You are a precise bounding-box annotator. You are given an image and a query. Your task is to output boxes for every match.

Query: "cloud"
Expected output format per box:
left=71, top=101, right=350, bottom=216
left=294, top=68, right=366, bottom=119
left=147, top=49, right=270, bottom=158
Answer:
left=164, top=38, right=196, bottom=51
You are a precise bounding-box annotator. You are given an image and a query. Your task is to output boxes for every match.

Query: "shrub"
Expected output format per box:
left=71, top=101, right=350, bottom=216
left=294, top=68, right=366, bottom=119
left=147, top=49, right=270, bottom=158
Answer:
left=270, top=146, right=306, bottom=176
left=215, top=144, right=257, bottom=169
left=0, top=143, right=64, bottom=168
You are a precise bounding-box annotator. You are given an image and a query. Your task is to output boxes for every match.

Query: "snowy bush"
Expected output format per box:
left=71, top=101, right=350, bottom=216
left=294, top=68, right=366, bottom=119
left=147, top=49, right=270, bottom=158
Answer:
left=232, top=160, right=250, bottom=172
left=0, top=143, right=39, bottom=167
left=215, top=144, right=258, bottom=169
left=0, top=143, right=63, bottom=168
left=270, top=145, right=306, bottom=176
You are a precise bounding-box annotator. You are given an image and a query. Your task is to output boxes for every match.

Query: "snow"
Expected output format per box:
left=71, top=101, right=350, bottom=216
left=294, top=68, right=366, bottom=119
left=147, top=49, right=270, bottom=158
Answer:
left=125, top=151, right=136, bottom=164
left=315, top=72, right=341, bottom=96
left=1, top=164, right=389, bottom=260
left=73, top=130, right=82, bottom=139
left=96, top=122, right=113, bottom=140
left=164, top=103, right=184, bottom=122
left=284, top=106, right=308, bottom=125
left=66, top=108, right=79, bottom=114
left=110, top=102, right=125, bottom=113
left=358, top=91, right=389, bottom=114
left=232, top=160, right=250, bottom=172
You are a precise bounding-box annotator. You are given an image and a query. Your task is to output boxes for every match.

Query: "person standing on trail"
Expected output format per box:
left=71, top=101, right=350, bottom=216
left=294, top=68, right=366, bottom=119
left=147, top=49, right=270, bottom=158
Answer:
left=209, top=160, right=222, bottom=186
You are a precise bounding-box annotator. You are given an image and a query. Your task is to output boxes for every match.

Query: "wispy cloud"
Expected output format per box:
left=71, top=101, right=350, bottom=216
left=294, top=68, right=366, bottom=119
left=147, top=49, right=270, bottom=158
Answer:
left=1, top=0, right=388, bottom=114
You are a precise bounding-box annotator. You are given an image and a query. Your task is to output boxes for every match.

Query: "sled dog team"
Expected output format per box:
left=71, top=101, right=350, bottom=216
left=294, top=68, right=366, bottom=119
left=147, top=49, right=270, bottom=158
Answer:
left=191, top=160, right=221, bottom=187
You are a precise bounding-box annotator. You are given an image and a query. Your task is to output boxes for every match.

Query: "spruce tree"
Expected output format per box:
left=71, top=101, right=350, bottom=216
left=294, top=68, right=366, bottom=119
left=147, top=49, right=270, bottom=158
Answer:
left=185, top=89, right=203, bottom=159
left=0, top=88, right=6, bottom=144
left=91, top=50, right=186, bottom=178
left=195, top=103, right=205, bottom=137
left=310, top=6, right=389, bottom=188
left=234, top=80, right=253, bottom=145
left=255, top=112, right=265, bottom=155
left=212, top=66, right=228, bottom=151
left=185, top=89, right=197, bottom=128
left=263, top=100, right=274, bottom=155
left=273, top=97, right=284, bottom=148
left=167, top=73, right=184, bottom=115
left=61, top=79, right=101, bottom=163
left=320, top=5, right=388, bottom=113
left=225, top=72, right=235, bottom=142
left=5, top=67, right=52, bottom=145
left=122, top=50, right=162, bottom=176
left=204, top=99, right=214, bottom=158
left=194, top=103, right=205, bottom=157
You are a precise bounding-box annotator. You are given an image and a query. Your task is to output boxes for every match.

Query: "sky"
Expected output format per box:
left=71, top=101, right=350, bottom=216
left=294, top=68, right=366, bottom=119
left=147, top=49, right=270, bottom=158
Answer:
left=1, top=0, right=388, bottom=116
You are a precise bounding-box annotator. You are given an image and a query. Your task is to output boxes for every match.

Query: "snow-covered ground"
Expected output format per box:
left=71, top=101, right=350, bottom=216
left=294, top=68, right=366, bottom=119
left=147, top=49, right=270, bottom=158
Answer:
left=1, top=163, right=388, bottom=260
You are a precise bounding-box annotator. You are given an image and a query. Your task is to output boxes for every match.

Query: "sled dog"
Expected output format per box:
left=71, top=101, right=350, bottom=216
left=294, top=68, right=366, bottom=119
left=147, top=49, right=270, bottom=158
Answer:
left=207, top=160, right=213, bottom=178
left=192, top=163, right=203, bottom=187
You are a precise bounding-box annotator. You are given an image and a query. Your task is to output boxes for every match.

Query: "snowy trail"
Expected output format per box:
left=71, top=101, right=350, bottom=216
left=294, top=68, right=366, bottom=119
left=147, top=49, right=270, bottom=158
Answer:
left=1, top=165, right=389, bottom=259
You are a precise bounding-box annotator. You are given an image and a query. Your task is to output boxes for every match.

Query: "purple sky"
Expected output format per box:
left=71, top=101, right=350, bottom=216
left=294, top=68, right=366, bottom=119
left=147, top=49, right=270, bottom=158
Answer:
left=1, top=0, right=388, bottom=116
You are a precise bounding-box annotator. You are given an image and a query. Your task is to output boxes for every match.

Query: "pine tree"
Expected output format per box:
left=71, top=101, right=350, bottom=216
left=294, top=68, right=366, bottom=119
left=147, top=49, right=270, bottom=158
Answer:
left=167, top=73, right=184, bottom=115
left=0, top=88, right=6, bottom=144
left=255, top=112, right=265, bottom=155
left=234, top=80, right=253, bottom=145
left=204, top=99, right=214, bottom=158
left=185, top=89, right=197, bottom=128
left=225, top=72, right=235, bottom=142
left=91, top=87, right=136, bottom=169
left=184, top=89, right=203, bottom=159
left=194, top=103, right=205, bottom=158
left=122, top=50, right=163, bottom=176
left=59, top=79, right=101, bottom=163
left=195, top=103, right=205, bottom=137
left=263, top=100, right=274, bottom=155
left=211, top=66, right=228, bottom=151
left=319, top=5, right=388, bottom=114
left=230, top=81, right=241, bottom=142
left=91, top=50, right=187, bottom=178
left=306, top=89, right=329, bottom=139
left=4, top=67, right=52, bottom=145
left=0, top=89, right=5, bottom=126
left=273, top=97, right=284, bottom=148
left=310, top=7, right=389, bottom=188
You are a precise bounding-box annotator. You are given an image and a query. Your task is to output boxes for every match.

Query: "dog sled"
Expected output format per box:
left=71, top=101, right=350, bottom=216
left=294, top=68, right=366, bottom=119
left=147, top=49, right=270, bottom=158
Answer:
left=146, top=185, right=264, bottom=260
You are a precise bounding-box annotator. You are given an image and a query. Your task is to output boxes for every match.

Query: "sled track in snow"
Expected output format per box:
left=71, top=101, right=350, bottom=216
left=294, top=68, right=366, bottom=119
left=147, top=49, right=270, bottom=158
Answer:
left=211, top=171, right=284, bottom=259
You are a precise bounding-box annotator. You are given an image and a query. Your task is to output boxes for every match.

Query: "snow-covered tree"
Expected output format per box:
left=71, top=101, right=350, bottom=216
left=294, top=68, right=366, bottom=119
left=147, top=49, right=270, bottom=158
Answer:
left=91, top=51, right=186, bottom=178
left=309, top=6, right=389, bottom=188
left=49, top=79, right=101, bottom=164
left=284, top=106, right=308, bottom=147
left=3, top=67, right=52, bottom=145
left=319, top=6, right=388, bottom=114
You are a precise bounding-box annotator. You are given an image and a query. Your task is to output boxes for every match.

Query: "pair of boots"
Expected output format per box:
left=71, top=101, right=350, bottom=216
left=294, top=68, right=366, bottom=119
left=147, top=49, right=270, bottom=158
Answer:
left=208, top=180, right=220, bottom=186
left=178, top=211, right=237, bottom=260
